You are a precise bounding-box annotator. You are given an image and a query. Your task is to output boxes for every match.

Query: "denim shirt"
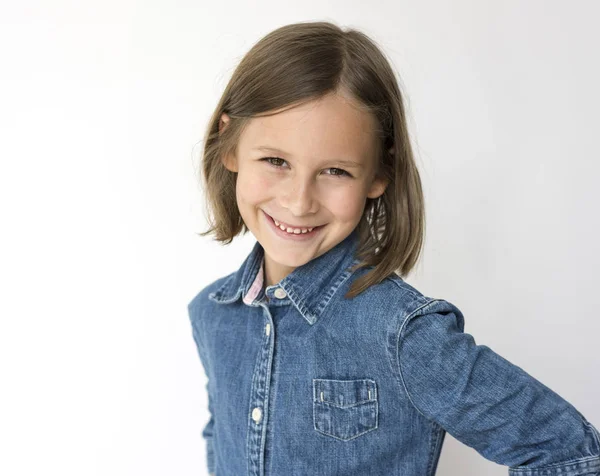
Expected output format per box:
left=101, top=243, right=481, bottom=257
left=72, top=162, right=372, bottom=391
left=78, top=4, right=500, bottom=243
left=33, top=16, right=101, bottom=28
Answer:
left=187, top=229, right=600, bottom=476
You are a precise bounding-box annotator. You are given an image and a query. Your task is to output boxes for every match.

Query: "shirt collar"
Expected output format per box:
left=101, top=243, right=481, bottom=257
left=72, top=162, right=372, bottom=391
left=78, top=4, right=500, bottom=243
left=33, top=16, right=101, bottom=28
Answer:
left=208, top=229, right=362, bottom=325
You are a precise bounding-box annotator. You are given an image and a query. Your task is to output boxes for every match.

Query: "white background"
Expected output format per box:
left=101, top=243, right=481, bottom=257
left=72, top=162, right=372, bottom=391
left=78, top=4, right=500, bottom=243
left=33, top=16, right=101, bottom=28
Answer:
left=1, top=1, right=599, bottom=475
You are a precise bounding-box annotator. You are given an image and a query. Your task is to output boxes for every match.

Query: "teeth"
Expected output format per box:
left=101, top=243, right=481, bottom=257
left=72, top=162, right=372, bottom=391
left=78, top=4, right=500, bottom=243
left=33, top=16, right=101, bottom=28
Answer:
left=273, top=219, right=314, bottom=234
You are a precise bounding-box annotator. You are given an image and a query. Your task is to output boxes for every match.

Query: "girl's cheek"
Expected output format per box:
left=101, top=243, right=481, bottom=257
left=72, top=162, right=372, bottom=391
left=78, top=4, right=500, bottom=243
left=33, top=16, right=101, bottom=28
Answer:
left=253, top=174, right=281, bottom=195
left=238, top=173, right=276, bottom=200
left=324, top=187, right=363, bottom=214
left=259, top=174, right=278, bottom=187
left=253, top=175, right=277, bottom=195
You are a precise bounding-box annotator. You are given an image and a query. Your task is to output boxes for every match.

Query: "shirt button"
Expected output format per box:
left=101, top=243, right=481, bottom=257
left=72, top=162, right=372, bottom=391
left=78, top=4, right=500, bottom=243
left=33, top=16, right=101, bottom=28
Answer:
left=252, top=407, right=262, bottom=423
left=265, top=323, right=271, bottom=336
left=274, top=288, right=287, bottom=299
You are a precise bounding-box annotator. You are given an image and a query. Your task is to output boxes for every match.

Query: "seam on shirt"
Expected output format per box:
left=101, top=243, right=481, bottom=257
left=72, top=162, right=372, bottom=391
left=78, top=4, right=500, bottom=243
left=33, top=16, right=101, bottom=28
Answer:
left=386, top=297, right=445, bottom=475
left=389, top=298, right=437, bottom=422
left=393, top=298, right=469, bottom=421
left=392, top=298, right=461, bottom=422
left=427, top=425, right=446, bottom=476
left=384, top=272, right=428, bottom=304
left=587, top=419, right=600, bottom=452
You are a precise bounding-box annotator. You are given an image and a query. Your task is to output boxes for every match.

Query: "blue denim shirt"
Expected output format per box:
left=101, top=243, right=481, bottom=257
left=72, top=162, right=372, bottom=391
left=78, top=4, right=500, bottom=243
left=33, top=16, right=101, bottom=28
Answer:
left=187, top=229, right=600, bottom=476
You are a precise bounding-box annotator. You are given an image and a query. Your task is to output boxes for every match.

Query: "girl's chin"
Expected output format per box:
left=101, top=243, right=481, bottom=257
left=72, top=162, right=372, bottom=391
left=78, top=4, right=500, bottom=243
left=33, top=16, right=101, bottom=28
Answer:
left=262, top=247, right=318, bottom=266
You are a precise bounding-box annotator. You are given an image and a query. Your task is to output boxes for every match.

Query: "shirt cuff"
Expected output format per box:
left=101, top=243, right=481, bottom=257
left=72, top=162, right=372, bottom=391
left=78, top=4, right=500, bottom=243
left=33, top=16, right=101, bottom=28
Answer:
left=509, top=455, right=600, bottom=476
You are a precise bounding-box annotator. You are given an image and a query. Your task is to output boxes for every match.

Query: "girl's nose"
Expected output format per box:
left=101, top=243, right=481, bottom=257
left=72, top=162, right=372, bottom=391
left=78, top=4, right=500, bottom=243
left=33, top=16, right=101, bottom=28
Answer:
left=279, top=179, right=318, bottom=216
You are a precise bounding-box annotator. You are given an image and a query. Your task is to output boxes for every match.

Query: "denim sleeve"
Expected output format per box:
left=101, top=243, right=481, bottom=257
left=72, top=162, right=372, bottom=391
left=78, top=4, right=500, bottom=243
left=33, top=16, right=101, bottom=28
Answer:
left=396, top=298, right=600, bottom=476
left=190, top=320, right=216, bottom=475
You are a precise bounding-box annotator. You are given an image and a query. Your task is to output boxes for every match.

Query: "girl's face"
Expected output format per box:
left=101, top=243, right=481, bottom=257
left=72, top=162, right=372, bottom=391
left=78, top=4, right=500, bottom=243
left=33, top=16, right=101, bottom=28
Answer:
left=221, top=92, right=388, bottom=287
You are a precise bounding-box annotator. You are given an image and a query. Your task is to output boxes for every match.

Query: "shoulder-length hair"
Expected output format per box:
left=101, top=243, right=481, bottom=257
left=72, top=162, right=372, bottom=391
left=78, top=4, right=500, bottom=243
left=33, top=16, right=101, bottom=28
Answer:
left=196, top=21, right=426, bottom=299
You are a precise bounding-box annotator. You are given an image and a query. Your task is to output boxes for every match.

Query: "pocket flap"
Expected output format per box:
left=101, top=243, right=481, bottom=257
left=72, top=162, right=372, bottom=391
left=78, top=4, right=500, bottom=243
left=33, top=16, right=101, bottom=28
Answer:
left=313, top=378, right=376, bottom=407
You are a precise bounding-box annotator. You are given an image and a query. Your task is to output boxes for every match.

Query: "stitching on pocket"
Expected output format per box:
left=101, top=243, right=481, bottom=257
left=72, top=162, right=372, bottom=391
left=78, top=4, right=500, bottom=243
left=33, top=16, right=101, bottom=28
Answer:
left=313, top=378, right=378, bottom=441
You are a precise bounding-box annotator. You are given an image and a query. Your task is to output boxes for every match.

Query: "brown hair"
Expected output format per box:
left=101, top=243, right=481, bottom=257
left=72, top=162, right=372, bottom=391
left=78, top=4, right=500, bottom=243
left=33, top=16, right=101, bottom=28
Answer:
left=195, top=21, right=426, bottom=299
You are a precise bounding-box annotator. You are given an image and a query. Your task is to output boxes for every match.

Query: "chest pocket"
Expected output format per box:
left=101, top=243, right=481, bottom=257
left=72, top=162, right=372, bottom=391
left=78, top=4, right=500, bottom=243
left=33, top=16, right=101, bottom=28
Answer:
left=312, top=378, right=378, bottom=441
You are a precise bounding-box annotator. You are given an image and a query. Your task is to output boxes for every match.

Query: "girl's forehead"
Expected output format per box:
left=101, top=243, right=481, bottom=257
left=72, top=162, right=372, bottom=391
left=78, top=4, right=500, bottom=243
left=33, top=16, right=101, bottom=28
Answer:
left=240, top=96, right=379, bottom=160
left=251, top=94, right=375, bottom=131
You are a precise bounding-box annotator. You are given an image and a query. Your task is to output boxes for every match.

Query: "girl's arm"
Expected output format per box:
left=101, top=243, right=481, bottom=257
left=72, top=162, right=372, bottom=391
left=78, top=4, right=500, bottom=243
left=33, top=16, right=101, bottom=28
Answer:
left=191, top=322, right=216, bottom=476
left=395, top=298, right=600, bottom=475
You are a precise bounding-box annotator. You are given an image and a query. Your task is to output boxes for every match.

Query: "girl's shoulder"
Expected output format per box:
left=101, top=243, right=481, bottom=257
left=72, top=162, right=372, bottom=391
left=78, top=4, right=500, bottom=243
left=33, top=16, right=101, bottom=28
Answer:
left=187, top=272, right=236, bottom=322
left=378, top=273, right=465, bottom=330
left=383, top=272, right=428, bottom=301
left=352, top=268, right=430, bottom=308
left=341, top=267, right=434, bottom=322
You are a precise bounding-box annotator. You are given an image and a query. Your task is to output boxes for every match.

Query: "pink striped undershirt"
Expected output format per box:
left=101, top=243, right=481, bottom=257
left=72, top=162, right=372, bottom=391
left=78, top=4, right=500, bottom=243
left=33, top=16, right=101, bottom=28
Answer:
left=242, top=256, right=265, bottom=305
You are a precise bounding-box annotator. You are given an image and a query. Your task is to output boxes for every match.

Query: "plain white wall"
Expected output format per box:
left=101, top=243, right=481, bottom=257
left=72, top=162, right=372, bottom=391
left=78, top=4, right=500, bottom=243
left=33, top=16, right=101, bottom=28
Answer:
left=1, top=1, right=599, bottom=475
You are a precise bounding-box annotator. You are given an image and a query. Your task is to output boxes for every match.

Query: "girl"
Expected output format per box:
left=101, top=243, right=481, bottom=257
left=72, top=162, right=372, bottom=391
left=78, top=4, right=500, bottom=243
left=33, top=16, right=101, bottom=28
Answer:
left=187, top=21, right=600, bottom=476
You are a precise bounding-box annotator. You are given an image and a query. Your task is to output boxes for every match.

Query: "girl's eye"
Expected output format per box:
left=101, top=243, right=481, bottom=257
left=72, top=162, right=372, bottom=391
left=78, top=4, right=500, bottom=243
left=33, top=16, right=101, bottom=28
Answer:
left=263, top=157, right=286, bottom=167
left=325, top=167, right=351, bottom=177
left=261, top=157, right=352, bottom=178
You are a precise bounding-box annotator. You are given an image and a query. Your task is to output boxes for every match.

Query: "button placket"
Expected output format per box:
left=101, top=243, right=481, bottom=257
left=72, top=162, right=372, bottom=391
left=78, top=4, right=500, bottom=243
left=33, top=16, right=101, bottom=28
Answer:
left=247, top=303, right=276, bottom=476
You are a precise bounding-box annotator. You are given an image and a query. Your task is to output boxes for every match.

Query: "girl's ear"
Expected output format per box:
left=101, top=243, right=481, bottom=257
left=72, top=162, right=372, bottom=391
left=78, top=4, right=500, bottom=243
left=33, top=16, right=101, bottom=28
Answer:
left=219, top=112, right=238, bottom=172
left=219, top=112, right=230, bottom=134
left=367, top=176, right=389, bottom=199
left=366, top=146, right=393, bottom=199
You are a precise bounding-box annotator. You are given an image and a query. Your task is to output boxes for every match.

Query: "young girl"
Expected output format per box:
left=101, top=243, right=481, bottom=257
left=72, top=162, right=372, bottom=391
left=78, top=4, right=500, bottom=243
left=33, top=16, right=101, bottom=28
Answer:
left=187, top=21, right=600, bottom=476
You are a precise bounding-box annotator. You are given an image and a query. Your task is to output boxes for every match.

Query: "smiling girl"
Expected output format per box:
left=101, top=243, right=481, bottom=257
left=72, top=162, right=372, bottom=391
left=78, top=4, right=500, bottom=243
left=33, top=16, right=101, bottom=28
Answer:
left=187, top=21, right=600, bottom=476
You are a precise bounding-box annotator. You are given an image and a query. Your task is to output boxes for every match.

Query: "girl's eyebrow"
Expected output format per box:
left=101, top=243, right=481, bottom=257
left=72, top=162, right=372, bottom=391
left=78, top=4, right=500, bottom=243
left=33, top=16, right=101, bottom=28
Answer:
left=253, top=145, right=364, bottom=169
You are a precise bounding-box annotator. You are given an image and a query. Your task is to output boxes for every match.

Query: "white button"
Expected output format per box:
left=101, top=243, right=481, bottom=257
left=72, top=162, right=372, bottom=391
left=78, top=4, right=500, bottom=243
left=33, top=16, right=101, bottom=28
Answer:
left=265, top=323, right=271, bottom=336
left=274, top=288, right=287, bottom=299
left=252, top=407, right=262, bottom=423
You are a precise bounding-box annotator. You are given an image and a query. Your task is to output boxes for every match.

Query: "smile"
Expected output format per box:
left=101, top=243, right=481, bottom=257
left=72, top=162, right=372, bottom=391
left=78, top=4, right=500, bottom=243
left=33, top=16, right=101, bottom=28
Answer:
left=263, top=210, right=325, bottom=240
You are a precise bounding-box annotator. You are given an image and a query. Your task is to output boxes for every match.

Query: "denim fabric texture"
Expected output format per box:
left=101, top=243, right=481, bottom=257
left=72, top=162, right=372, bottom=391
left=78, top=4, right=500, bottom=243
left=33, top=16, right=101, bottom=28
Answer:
left=187, top=229, right=600, bottom=476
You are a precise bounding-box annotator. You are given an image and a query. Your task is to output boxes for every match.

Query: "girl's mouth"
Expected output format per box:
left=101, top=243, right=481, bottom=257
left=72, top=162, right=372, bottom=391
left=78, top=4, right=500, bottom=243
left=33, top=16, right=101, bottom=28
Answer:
left=263, top=211, right=325, bottom=241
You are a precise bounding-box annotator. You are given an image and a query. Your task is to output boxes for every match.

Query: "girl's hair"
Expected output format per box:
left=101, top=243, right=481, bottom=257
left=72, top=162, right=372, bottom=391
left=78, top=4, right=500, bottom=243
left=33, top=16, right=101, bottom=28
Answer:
left=196, top=21, right=425, bottom=299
